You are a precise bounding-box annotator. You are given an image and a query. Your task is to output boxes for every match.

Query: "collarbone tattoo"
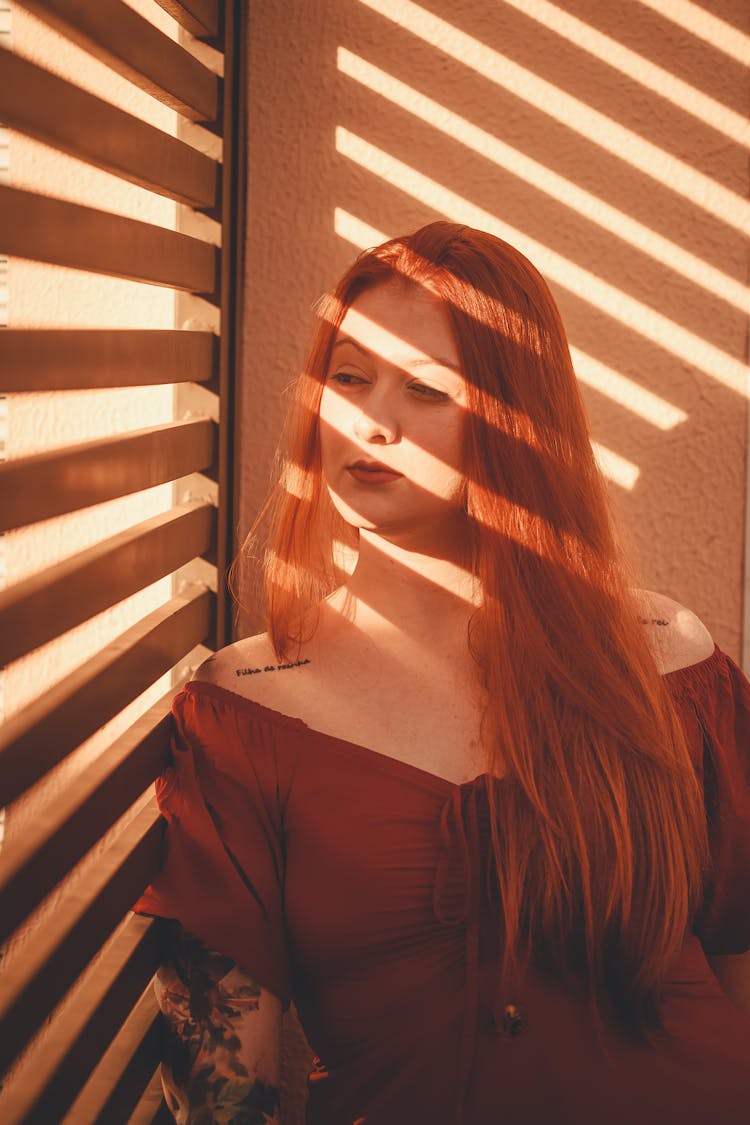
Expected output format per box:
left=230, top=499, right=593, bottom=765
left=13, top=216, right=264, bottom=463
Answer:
left=235, top=657, right=311, bottom=677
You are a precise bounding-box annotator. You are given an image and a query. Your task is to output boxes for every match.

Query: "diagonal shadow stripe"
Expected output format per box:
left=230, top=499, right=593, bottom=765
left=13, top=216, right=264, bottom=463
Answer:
left=635, top=0, right=750, bottom=65
left=334, top=208, right=688, bottom=437
left=334, top=131, right=747, bottom=397
left=498, top=0, right=749, bottom=146
left=337, top=47, right=749, bottom=316
left=354, top=0, right=750, bottom=237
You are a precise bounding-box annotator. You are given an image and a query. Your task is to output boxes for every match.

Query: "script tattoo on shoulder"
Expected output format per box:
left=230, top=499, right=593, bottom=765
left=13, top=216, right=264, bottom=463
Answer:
left=155, top=923, right=280, bottom=1124
left=235, top=657, right=311, bottom=677
left=638, top=617, right=670, bottom=626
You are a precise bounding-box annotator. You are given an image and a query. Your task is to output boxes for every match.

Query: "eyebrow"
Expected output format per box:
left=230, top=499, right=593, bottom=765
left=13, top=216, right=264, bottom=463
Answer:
left=331, top=335, right=461, bottom=373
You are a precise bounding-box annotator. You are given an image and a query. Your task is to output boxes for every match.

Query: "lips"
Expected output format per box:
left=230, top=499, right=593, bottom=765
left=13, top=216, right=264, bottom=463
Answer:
left=346, top=460, right=403, bottom=484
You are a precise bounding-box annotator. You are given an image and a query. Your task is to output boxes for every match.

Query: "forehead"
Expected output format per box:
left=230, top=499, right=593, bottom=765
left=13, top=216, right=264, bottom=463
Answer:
left=335, top=284, right=460, bottom=369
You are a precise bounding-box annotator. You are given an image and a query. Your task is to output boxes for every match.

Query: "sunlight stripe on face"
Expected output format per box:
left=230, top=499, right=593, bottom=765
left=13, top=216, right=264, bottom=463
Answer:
left=354, top=0, right=750, bottom=238
left=496, top=0, right=749, bottom=148
left=323, top=393, right=463, bottom=487
left=634, top=0, right=750, bottom=66
left=334, top=209, right=688, bottom=434
left=337, top=49, right=749, bottom=316
left=334, top=134, right=748, bottom=397
left=330, top=305, right=461, bottom=376
left=322, top=292, right=642, bottom=492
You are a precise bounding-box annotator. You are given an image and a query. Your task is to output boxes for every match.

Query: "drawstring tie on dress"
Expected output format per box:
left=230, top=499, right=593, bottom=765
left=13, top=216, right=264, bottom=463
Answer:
left=432, top=781, right=482, bottom=1125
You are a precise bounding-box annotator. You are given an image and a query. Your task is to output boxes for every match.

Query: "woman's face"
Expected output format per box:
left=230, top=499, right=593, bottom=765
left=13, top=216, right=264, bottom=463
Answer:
left=319, top=282, right=469, bottom=546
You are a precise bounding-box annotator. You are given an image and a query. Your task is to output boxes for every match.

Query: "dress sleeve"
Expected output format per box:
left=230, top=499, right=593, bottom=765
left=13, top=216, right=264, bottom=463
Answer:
left=134, top=684, right=293, bottom=1010
left=668, top=648, right=750, bottom=956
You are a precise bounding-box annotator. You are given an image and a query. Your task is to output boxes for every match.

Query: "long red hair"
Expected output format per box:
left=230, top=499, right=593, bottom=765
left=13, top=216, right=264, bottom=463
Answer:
left=231, top=221, right=710, bottom=1044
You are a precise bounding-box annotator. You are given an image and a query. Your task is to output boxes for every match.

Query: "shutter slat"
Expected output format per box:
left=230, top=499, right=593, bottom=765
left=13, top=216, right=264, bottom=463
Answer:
left=1, top=0, right=243, bottom=1107
left=0, top=328, right=217, bottom=392
left=19, top=0, right=219, bottom=121
left=153, top=0, right=220, bottom=39
left=0, top=186, right=217, bottom=293
left=0, top=416, right=215, bottom=532
left=130, top=1071, right=172, bottom=1125
left=0, top=501, right=216, bottom=667
left=0, top=684, right=179, bottom=946
left=61, top=985, right=162, bottom=1125
left=1, top=913, right=160, bottom=1124
left=0, top=798, right=162, bottom=1079
left=0, top=584, right=213, bottom=806
left=0, top=48, right=218, bottom=208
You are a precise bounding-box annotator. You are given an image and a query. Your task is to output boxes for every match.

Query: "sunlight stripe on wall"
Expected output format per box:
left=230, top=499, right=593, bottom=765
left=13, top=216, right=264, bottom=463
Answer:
left=635, top=0, right=750, bottom=66
left=591, top=442, right=640, bottom=490
left=498, top=0, right=749, bottom=147
left=354, top=0, right=750, bottom=238
left=570, top=350, right=687, bottom=431
left=334, top=207, right=388, bottom=254
left=338, top=49, right=750, bottom=316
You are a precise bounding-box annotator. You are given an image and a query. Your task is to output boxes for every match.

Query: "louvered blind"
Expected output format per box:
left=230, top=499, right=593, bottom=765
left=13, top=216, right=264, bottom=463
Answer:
left=0, top=1, right=245, bottom=1120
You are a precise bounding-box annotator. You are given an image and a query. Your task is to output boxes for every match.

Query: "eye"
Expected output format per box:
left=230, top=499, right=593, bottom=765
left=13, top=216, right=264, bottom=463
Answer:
left=329, top=370, right=368, bottom=388
left=409, top=382, right=449, bottom=402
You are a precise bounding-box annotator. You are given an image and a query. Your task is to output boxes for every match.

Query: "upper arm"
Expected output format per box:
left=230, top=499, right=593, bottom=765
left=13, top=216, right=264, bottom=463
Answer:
left=156, top=923, right=283, bottom=1122
left=635, top=589, right=715, bottom=675
left=706, top=949, right=750, bottom=1019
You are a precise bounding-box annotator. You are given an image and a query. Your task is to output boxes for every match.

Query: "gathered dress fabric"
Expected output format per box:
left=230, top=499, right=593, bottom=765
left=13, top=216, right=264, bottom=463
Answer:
left=135, top=644, right=750, bottom=1125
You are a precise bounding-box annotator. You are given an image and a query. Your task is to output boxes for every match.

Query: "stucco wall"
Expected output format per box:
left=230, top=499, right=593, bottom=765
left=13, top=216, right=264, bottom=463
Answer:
left=241, top=0, right=749, bottom=660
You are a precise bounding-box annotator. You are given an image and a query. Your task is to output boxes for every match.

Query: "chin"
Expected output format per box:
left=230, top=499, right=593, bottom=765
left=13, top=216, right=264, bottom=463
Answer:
left=333, top=506, right=402, bottom=536
left=326, top=482, right=464, bottom=538
left=333, top=503, right=459, bottom=551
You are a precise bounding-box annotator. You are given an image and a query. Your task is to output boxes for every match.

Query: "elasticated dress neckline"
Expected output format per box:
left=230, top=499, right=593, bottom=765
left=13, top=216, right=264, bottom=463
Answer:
left=183, top=639, right=724, bottom=788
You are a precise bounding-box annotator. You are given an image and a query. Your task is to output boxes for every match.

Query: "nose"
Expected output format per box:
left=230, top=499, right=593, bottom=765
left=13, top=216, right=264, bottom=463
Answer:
left=353, top=398, right=399, bottom=444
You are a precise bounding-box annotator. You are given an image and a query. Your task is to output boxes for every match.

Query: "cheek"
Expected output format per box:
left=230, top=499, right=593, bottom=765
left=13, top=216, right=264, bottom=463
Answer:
left=428, top=423, right=466, bottom=500
left=409, top=418, right=464, bottom=477
left=318, top=394, right=345, bottom=463
left=319, top=390, right=358, bottom=450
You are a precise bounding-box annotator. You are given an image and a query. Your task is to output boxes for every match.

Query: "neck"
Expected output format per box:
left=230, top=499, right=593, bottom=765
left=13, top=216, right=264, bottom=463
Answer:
left=332, top=526, right=481, bottom=646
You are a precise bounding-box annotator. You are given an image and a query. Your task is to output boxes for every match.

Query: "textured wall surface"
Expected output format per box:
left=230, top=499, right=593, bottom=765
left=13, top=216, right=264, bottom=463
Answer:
left=241, top=0, right=749, bottom=657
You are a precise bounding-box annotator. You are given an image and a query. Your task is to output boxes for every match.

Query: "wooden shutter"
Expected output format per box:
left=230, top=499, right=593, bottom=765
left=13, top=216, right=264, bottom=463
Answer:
left=0, top=1, right=246, bottom=1120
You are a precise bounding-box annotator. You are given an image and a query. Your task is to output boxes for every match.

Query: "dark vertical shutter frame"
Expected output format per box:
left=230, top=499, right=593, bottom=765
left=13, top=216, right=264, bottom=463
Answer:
left=214, top=0, right=246, bottom=648
left=0, top=2, right=244, bottom=1119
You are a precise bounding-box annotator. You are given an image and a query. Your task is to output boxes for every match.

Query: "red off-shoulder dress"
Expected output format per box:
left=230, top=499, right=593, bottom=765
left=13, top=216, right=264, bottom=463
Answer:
left=136, top=645, right=750, bottom=1125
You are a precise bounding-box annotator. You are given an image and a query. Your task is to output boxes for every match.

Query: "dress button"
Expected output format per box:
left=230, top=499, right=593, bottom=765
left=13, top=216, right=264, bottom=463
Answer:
left=491, top=1001, right=526, bottom=1036
left=503, top=1002, right=526, bottom=1036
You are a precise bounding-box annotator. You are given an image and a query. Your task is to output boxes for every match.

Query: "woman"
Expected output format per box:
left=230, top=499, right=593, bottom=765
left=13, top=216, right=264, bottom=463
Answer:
left=136, top=222, right=750, bottom=1125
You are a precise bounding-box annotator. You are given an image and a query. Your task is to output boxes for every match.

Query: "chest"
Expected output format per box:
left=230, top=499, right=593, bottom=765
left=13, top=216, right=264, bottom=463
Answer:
left=287, top=670, right=488, bottom=785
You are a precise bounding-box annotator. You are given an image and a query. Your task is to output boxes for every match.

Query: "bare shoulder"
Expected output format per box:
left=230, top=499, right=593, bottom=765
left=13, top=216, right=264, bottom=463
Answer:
left=190, top=632, right=314, bottom=709
left=634, top=588, right=715, bottom=675
left=192, top=633, right=278, bottom=689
